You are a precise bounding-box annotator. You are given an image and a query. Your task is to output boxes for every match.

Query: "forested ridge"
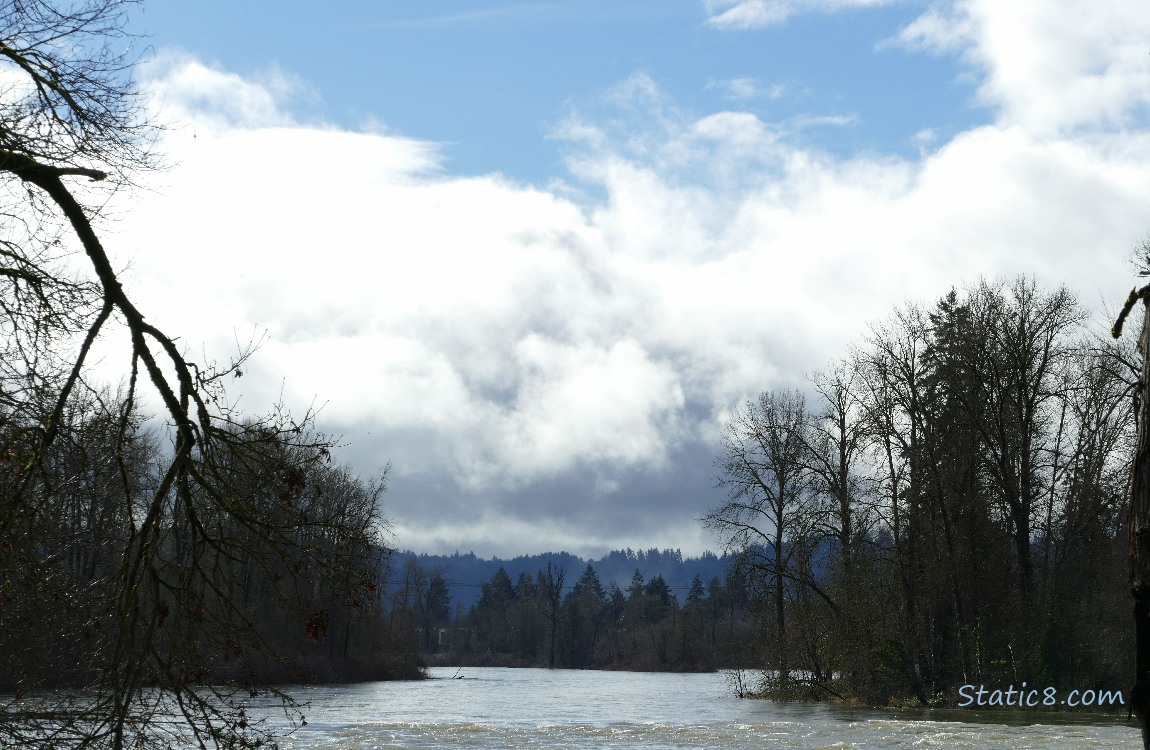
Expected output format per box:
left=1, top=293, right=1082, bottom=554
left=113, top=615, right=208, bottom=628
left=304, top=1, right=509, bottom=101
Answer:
left=389, top=547, right=736, bottom=609
left=395, top=557, right=758, bottom=672
left=390, top=548, right=760, bottom=671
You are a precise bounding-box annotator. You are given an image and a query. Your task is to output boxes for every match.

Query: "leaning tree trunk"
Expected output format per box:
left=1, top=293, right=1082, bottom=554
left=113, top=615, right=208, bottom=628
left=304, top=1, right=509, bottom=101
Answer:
left=1129, top=300, right=1150, bottom=748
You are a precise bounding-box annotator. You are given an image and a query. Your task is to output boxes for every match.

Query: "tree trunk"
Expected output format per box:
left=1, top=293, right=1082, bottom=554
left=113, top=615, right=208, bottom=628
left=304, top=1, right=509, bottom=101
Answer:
left=775, top=531, right=787, bottom=688
left=1130, top=302, right=1150, bottom=749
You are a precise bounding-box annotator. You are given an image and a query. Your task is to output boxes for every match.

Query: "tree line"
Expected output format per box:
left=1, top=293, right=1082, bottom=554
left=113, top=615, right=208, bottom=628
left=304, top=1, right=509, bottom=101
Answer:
left=1, top=387, right=426, bottom=741
left=398, top=559, right=762, bottom=671
left=389, top=547, right=734, bottom=609
left=705, top=276, right=1133, bottom=705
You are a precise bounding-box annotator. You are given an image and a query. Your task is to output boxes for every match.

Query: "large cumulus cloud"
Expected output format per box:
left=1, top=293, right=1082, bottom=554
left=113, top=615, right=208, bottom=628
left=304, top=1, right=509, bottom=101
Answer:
left=105, top=3, right=1150, bottom=556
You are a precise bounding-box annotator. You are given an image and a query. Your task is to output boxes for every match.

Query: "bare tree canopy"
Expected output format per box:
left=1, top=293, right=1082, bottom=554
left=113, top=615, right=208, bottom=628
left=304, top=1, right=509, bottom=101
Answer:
left=0, top=0, right=152, bottom=171
left=706, top=277, right=1132, bottom=707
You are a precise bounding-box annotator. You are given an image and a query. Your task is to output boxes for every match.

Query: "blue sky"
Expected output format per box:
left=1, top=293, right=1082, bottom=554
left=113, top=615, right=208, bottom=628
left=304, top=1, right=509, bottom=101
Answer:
left=101, top=0, right=1150, bottom=558
left=132, top=1, right=984, bottom=180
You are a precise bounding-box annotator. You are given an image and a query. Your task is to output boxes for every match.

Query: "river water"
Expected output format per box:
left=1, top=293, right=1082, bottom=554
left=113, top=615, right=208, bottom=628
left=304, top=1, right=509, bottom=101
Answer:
left=261, top=667, right=1140, bottom=749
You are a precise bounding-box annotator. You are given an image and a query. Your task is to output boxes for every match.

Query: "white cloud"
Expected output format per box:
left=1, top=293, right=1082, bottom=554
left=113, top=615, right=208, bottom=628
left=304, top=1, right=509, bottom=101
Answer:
left=106, top=19, right=1150, bottom=555
left=495, top=337, right=686, bottom=482
left=895, top=0, right=1150, bottom=137
left=704, top=0, right=899, bottom=29
left=914, top=128, right=937, bottom=145
left=142, top=50, right=312, bottom=132
left=706, top=76, right=787, bottom=101
left=894, top=6, right=973, bottom=55
left=724, top=77, right=762, bottom=100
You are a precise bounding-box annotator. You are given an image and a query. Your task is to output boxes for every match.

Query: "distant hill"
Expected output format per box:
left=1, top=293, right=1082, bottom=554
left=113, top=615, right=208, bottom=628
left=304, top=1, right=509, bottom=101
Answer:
left=384, top=548, right=740, bottom=611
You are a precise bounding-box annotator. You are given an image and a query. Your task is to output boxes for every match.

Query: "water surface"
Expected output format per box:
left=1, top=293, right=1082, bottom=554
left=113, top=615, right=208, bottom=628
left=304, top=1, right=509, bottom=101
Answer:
left=262, top=667, right=1140, bottom=749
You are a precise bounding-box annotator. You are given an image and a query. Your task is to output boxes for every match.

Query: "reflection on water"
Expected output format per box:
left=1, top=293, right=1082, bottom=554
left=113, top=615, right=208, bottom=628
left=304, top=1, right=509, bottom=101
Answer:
left=252, top=667, right=1140, bottom=749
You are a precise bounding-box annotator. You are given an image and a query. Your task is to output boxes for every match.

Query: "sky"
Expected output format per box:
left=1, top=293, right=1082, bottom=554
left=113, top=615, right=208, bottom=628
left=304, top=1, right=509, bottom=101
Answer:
left=90, top=0, right=1150, bottom=559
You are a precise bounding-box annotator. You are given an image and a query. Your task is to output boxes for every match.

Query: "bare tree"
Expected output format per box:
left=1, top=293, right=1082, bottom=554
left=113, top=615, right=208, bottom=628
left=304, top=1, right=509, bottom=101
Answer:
left=852, top=306, right=937, bottom=701
left=705, top=389, right=826, bottom=690
left=540, top=561, right=566, bottom=669
left=947, top=278, right=1085, bottom=595
left=805, top=361, right=872, bottom=577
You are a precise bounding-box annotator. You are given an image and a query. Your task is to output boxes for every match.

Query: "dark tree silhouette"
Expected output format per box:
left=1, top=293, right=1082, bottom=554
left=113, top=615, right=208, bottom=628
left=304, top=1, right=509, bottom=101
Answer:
left=1113, top=279, right=1150, bottom=749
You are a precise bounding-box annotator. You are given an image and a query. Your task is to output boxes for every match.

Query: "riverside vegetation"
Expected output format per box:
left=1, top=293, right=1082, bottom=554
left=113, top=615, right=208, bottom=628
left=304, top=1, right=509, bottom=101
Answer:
left=703, top=276, right=1133, bottom=707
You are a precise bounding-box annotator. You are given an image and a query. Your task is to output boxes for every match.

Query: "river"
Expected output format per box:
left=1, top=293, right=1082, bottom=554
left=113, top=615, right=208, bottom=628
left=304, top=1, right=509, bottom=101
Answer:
left=258, top=667, right=1140, bottom=749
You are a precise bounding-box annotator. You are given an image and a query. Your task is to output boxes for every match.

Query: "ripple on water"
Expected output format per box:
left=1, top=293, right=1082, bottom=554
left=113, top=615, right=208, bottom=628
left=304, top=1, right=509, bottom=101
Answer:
left=258, top=668, right=1139, bottom=750
left=279, top=719, right=1138, bottom=750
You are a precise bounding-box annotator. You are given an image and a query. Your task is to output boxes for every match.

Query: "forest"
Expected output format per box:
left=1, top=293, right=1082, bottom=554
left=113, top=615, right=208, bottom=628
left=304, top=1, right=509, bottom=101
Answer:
left=392, top=553, right=756, bottom=672
left=703, top=276, right=1133, bottom=705
left=0, top=390, right=425, bottom=692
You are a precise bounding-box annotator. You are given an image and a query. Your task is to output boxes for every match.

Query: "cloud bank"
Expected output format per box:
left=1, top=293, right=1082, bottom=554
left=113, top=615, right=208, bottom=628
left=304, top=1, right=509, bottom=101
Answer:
left=108, top=3, right=1150, bottom=556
